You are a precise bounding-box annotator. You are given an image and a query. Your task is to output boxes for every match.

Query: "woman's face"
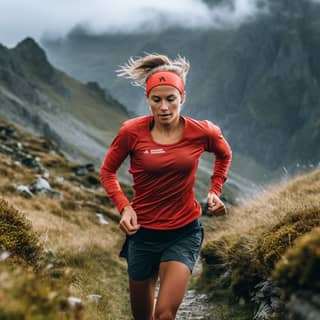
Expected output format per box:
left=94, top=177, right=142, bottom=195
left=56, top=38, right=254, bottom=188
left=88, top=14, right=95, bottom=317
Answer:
left=147, top=85, right=185, bottom=126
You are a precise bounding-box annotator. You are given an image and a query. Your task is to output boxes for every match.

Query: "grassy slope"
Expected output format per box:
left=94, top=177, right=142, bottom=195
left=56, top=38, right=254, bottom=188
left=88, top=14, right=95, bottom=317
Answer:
left=197, top=168, right=320, bottom=318
left=0, top=119, right=132, bottom=319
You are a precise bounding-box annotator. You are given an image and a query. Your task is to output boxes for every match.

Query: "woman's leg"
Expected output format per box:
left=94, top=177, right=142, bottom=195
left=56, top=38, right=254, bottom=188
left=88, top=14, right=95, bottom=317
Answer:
left=129, top=272, right=159, bottom=320
left=155, top=261, right=190, bottom=320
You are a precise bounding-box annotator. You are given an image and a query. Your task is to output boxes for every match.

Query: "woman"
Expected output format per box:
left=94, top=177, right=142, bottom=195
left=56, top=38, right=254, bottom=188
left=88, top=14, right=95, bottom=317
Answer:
left=100, top=54, right=232, bottom=320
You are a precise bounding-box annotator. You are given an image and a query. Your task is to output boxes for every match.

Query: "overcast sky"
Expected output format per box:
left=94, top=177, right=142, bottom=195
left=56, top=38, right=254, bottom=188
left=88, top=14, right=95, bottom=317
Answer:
left=0, top=0, right=270, bottom=47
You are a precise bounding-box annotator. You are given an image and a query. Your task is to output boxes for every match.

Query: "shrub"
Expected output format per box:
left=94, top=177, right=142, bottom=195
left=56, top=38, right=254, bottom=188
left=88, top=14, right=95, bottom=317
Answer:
left=0, top=198, right=40, bottom=264
left=254, top=207, right=320, bottom=276
left=273, top=227, right=320, bottom=295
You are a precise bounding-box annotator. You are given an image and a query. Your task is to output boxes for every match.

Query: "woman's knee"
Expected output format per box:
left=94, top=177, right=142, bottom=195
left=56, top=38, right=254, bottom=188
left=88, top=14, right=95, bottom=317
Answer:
left=155, top=307, right=177, bottom=320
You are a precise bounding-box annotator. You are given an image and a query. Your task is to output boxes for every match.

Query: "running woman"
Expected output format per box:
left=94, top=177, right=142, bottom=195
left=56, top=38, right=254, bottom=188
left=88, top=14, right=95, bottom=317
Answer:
left=100, top=53, right=232, bottom=320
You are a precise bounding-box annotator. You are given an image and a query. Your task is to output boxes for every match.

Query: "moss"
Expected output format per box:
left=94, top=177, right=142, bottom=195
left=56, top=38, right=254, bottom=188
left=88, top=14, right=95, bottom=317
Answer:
left=255, top=207, right=320, bottom=276
left=0, top=198, right=41, bottom=264
left=200, top=236, right=260, bottom=301
left=273, top=227, right=320, bottom=295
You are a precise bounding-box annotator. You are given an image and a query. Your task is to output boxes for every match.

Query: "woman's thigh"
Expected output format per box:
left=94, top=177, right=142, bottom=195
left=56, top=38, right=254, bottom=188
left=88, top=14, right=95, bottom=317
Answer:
left=129, top=272, right=158, bottom=320
left=155, top=261, right=190, bottom=319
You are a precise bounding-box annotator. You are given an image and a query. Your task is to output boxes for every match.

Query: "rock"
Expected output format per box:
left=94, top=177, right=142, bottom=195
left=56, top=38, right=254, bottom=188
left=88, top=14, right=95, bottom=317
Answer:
left=67, top=296, right=82, bottom=307
left=28, top=177, right=62, bottom=199
left=55, top=176, right=64, bottom=182
left=254, top=302, right=273, bottom=320
left=74, top=163, right=95, bottom=176
left=43, top=170, right=50, bottom=179
left=252, top=280, right=284, bottom=319
left=0, top=125, right=17, bottom=138
left=96, top=213, right=109, bottom=225
left=270, top=296, right=282, bottom=312
left=30, top=177, right=51, bottom=194
left=0, top=251, right=11, bottom=261
left=16, top=185, right=34, bottom=198
left=19, top=154, right=39, bottom=169
left=286, top=291, right=320, bottom=320
left=87, top=294, right=102, bottom=303
left=0, top=145, right=14, bottom=155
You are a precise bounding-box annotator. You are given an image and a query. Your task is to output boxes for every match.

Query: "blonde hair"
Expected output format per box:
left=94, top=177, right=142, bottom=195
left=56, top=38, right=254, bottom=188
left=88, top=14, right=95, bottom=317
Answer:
left=116, top=53, right=190, bottom=88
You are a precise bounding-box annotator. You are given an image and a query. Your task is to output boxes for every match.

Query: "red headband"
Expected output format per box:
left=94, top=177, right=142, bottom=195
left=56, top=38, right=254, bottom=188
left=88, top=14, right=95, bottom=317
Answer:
left=145, top=71, right=185, bottom=96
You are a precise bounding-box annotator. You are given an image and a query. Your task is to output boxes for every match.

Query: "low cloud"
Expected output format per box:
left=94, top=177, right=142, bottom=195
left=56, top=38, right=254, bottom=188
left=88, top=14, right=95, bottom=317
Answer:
left=0, top=0, right=268, bottom=47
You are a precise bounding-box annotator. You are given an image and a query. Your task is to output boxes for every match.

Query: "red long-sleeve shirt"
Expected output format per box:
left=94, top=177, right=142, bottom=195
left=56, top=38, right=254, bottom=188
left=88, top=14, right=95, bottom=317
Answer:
left=100, top=115, right=232, bottom=230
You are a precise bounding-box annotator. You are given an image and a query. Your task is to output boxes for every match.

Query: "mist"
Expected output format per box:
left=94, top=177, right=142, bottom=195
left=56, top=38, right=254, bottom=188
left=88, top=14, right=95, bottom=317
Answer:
left=0, top=0, right=269, bottom=47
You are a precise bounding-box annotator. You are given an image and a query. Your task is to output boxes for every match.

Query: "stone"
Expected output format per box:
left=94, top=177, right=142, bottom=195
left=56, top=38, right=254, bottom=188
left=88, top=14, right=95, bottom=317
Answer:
left=67, top=296, right=82, bottom=307
left=96, top=213, right=109, bottom=225
left=16, top=185, right=34, bottom=198
left=254, top=302, right=273, bottom=320
left=30, top=177, right=51, bottom=194
left=270, top=296, right=282, bottom=312
left=74, top=163, right=95, bottom=176
left=287, top=292, right=320, bottom=320
left=0, top=251, right=11, bottom=261
left=87, top=294, right=102, bottom=303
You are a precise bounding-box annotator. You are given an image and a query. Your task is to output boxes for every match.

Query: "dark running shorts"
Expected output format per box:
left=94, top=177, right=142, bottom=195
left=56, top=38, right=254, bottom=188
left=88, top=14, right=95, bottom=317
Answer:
left=119, top=219, right=204, bottom=281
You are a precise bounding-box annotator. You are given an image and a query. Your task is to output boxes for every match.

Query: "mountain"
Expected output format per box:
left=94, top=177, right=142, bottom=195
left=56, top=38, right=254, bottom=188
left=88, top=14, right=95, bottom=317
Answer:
left=43, top=0, right=320, bottom=176
left=0, top=37, right=253, bottom=202
left=0, top=37, right=129, bottom=171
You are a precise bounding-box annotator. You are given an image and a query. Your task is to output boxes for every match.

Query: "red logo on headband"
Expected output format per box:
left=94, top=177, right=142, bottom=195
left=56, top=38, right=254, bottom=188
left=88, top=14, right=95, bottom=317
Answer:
left=159, top=76, right=166, bottom=82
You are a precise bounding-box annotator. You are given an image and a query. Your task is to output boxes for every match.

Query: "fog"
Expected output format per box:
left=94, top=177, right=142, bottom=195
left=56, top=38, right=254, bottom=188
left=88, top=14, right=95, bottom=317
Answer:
left=0, top=0, right=269, bottom=47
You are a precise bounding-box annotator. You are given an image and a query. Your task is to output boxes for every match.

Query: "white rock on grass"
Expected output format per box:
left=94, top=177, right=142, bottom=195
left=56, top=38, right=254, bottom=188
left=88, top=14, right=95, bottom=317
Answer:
left=87, top=294, right=102, bottom=303
left=96, top=213, right=109, bottom=225
left=16, top=185, right=34, bottom=198
left=31, top=177, right=51, bottom=193
left=67, top=296, right=82, bottom=307
left=0, top=251, right=11, bottom=261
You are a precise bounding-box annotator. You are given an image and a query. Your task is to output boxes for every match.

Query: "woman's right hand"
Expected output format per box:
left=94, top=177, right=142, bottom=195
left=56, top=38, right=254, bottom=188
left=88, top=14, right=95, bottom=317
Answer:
left=119, top=205, right=140, bottom=235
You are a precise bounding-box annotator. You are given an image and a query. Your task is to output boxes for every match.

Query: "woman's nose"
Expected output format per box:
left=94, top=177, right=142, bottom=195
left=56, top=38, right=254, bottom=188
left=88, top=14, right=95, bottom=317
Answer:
left=159, top=100, right=169, bottom=110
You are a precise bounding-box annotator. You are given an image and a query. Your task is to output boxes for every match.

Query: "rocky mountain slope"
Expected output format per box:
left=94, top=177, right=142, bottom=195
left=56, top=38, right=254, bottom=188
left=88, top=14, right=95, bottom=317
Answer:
left=0, top=37, right=251, bottom=203
left=43, top=0, right=320, bottom=175
left=0, top=117, right=132, bottom=319
left=0, top=37, right=129, bottom=170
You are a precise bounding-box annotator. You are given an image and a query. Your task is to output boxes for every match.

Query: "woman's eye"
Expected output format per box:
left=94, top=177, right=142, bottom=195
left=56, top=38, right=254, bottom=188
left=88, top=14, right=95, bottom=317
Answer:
left=167, top=97, right=176, bottom=102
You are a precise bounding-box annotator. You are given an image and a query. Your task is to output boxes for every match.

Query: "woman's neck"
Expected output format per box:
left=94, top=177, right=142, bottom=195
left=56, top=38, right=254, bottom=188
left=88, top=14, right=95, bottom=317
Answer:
left=151, top=116, right=185, bottom=144
left=154, top=116, right=182, bottom=131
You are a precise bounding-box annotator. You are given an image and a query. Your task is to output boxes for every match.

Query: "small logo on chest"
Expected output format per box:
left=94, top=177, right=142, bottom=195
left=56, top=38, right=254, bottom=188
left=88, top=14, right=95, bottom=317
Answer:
left=143, top=148, right=166, bottom=154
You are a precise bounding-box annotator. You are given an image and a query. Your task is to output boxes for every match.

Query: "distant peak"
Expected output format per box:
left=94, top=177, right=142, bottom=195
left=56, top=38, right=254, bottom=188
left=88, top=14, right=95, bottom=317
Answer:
left=14, top=37, right=45, bottom=55
left=13, top=37, right=55, bottom=81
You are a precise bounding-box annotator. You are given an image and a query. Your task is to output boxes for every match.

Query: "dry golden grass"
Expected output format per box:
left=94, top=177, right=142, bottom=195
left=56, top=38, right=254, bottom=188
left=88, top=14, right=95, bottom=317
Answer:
left=0, top=119, right=131, bottom=319
left=204, top=169, right=320, bottom=253
left=199, top=168, right=320, bottom=303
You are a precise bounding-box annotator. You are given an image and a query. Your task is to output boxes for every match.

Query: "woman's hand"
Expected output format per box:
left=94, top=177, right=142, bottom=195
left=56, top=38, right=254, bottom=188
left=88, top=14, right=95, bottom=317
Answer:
left=207, top=191, right=226, bottom=216
left=119, top=205, right=140, bottom=235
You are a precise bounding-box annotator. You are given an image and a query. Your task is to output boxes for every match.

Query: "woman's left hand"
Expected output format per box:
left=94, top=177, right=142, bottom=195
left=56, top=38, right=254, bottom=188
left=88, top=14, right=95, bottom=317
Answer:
left=207, top=191, right=226, bottom=216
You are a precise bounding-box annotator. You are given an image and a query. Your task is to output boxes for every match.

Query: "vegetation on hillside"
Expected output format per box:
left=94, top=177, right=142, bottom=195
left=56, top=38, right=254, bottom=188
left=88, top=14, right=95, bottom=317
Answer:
left=196, top=169, right=320, bottom=319
left=0, top=119, right=132, bottom=319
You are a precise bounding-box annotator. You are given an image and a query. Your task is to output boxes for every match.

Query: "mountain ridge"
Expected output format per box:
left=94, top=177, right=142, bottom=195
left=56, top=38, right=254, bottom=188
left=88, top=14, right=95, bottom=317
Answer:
left=43, top=0, right=320, bottom=174
left=0, top=37, right=129, bottom=170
